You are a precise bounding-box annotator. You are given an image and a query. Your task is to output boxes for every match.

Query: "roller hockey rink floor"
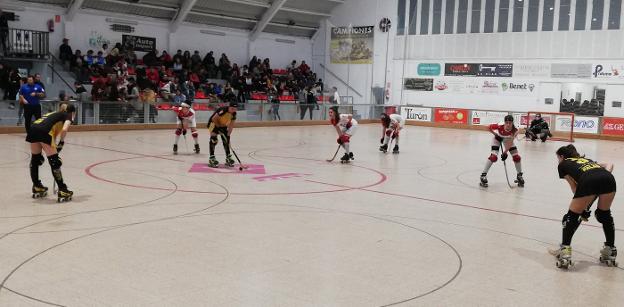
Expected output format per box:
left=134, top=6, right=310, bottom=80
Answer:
left=1, top=124, right=624, bottom=306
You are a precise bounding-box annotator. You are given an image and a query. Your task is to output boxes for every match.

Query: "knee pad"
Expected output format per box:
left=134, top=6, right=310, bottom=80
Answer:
left=488, top=154, right=498, bottom=163
left=513, top=155, right=521, bottom=162
left=392, top=130, right=399, bottom=139
left=175, top=128, right=182, bottom=136
left=48, top=154, right=62, bottom=169
left=192, top=132, right=198, bottom=138
left=210, top=136, right=218, bottom=144
left=491, top=145, right=500, bottom=151
left=385, top=129, right=393, bottom=136
left=596, top=208, right=614, bottom=224
left=562, top=210, right=581, bottom=229
left=340, top=135, right=350, bottom=144
left=30, top=154, right=44, bottom=167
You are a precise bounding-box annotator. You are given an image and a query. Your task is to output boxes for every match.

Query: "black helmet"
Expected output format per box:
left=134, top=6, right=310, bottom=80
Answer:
left=229, top=101, right=238, bottom=108
left=65, top=103, right=76, bottom=113
left=504, top=115, right=514, bottom=122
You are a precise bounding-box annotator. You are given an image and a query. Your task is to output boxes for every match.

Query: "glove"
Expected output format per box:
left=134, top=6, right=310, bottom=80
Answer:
left=182, top=129, right=187, bottom=136
left=337, top=137, right=344, bottom=145
left=494, top=135, right=503, bottom=143
left=57, top=141, right=64, bottom=153
left=501, top=152, right=508, bottom=161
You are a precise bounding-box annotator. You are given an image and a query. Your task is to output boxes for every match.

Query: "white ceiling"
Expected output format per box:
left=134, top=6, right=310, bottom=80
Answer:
left=18, top=0, right=344, bottom=37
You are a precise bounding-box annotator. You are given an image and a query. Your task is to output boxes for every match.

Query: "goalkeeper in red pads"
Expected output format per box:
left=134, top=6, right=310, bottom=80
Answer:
left=329, top=106, right=357, bottom=163
left=379, top=113, right=405, bottom=154
left=172, top=103, right=200, bottom=154
left=480, top=115, right=524, bottom=187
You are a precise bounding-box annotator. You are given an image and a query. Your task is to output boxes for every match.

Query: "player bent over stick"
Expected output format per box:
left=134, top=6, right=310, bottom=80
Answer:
left=379, top=113, right=404, bottom=154
left=551, top=144, right=618, bottom=269
left=172, top=103, right=200, bottom=154
left=207, top=101, right=238, bottom=168
left=26, top=103, right=76, bottom=202
left=480, top=115, right=524, bottom=187
left=329, top=106, right=357, bottom=163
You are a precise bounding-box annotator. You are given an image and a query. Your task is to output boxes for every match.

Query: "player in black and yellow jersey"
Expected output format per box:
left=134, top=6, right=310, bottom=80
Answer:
left=25, top=103, right=76, bottom=202
left=207, top=101, right=237, bottom=167
left=552, top=144, right=617, bottom=268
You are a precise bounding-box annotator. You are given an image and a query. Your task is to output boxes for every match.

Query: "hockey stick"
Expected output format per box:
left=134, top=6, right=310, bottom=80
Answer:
left=326, top=145, right=341, bottom=162
left=183, top=134, right=190, bottom=154
left=219, top=132, right=248, bottom=171
left=500, top=141, right=515, bottom=189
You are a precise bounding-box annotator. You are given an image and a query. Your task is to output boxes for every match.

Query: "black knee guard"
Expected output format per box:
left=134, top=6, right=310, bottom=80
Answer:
left=209, top=135, right=218, bottom=155
left=596, top=208, right=614, bottom=224
left=596, top=208, right=616, bottom=246
left=30, top=153, right=44, bottom=167
left=48, top=154, right=62, bottom=169
left=562, top=210, right=582, bottom=245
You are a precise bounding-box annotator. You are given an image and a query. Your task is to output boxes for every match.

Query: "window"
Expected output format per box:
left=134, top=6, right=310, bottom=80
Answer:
left=559, top=0, right=571, bottom=30
left=409, top=0, right=418, bottom=34
left=498, top=0, right=510, bottom=32
left=457, top=0, right=468, bottom=33
left=543, top=0, right=555, bottom=30
left=421, top=0, right=431, bottom=34
left=591, top=0, right=604, bottom=30
left=484, top=0, right=496, bottom=32
left=472, top=0, right=482, bottom=32
left=445, top=0, right=456, bottom=33
left=397, top=0, right=406, bottom=35
left=527, top=0, right=540, bottom=31
left=574, top=0, right=588, bottom=30
left=432, top=0, right=442, bottom=34
left=608, top=0, right=621, bottom=29
left=513, top=0, right=525, bottom=32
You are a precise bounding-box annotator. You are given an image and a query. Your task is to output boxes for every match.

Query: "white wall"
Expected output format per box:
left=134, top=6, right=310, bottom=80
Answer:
left=316, top=0, right=398, bottom=105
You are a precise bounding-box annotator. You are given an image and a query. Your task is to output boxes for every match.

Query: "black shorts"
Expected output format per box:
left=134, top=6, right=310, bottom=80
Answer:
left=574, top=170, right=617, bottom=198
left=25, top=126, right=52, bottom=145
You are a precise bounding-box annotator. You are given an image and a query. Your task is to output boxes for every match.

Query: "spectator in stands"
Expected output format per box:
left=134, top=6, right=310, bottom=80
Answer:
left=289, top=60, right=297, bottom=71
left=191, top=50, right=202, bottom=68
left=0, top=63, right=8, bottom=99
left=160, top=78, right=177, bottom=101
left=143, top=49, right=158, bottom=67
left=182, top=50, right=192, bottom=69
left=7, top=68, right=20, bottom=101
left=16, top=77, right=25, bottom=125
left=126, top=77, right=142, bottom=122
left=159, top=50, right=172, bottom=67
left=172, top=89, right=186, bottom=105
left=34, top=73, right=45, bottom=90
left=19, top=75, right=45, bottom=132
left=99, top=43, right=108, bottom=57
left=85, top=50, right=95, bottom=66
left=96, top=51, right=106, bottom=66
left=0, top=9, right=8, bottom=56
left=173, top=50, right=183, bottom=63
left=329, top=86, right=340, bottom=104
left=91, top=74, right=107, bottom=101
left=59, top=38, right=73, bottom=66
left=263, top=58, right=271, bottom=71
left=173, top=57, right=183, bottom=73
left=73, top=81, right=87, bottom=100
left=249, top=56, right=259, bottom=72
left=126, top=47, right=137, bottom=65
left=301, top=85, right=317, bottom=120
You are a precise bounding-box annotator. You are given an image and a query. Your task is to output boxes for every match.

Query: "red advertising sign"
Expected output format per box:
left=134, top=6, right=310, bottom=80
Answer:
left=434, top=108, right=469, bottom=124
left=602, top=117, right=624, bottom=135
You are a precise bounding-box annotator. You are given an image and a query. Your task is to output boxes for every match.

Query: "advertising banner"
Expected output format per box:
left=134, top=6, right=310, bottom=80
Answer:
left=122, top=34, right=156, bottom=53
left=434, top=108, right=468, bottom=124
left=555, top=115, right=599, bottom=134
left=512, top=113, right=530, bottom=127
left=401, top=107, right=432, bottom=122
left=330, top=26, right=374, bottom=64
left=471, top=111, right=509, bottom=126
left=500, top=81, right=538, bottom=96
left=602, top=117, right=624, bottom=136
left=417, top=63, right=441, bottom=76
left=591, top=63, right=624, bottom=79
left=404, top=78, right=433, bottom=91
left=513, top=63, right=551, bottom=78
left=444, top=63, right=512, bottom=77
left=551, top=64, right=592, bottom=78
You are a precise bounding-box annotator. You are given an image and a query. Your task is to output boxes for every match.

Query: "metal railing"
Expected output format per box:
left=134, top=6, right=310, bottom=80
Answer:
left=0, top=100, right=389, bottom=127
left=2, top=28, right=49, bottom=59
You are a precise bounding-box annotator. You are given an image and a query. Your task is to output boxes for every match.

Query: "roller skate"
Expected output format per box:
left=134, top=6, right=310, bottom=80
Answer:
left=57, top=187, right=73, bottom=203
left=515, top=172, right=525, bottom=187
left=552, top=245, right=573, bottom=269
left=599, top=245, right=618, bottom=267
left=208, top=155, right=219, bottom=168
left=194, top=144, right=200, bottom=154
left=349, top=152, right=354, bottom=160
left=340, top=153, right=351, bottom=164
left=173, top=144, right=178, bottom=155
left=379, top=144, right=388, bottom=153
left=479, top=173, right=488, bottom=187
left=225, top=155, right=235, bottom=167
left=32, top=182, right=48, bottom=198
left=392, top=145, right=399, bottom=154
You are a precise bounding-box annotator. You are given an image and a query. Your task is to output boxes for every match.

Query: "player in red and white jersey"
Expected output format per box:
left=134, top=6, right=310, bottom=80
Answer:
left=172, top=103, right=200, bottom=154
left=480, top=115, right=524, bottom=187
left=329, top=106, right=357, bottom=163
left=379, top=113, right=405, bottom=154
